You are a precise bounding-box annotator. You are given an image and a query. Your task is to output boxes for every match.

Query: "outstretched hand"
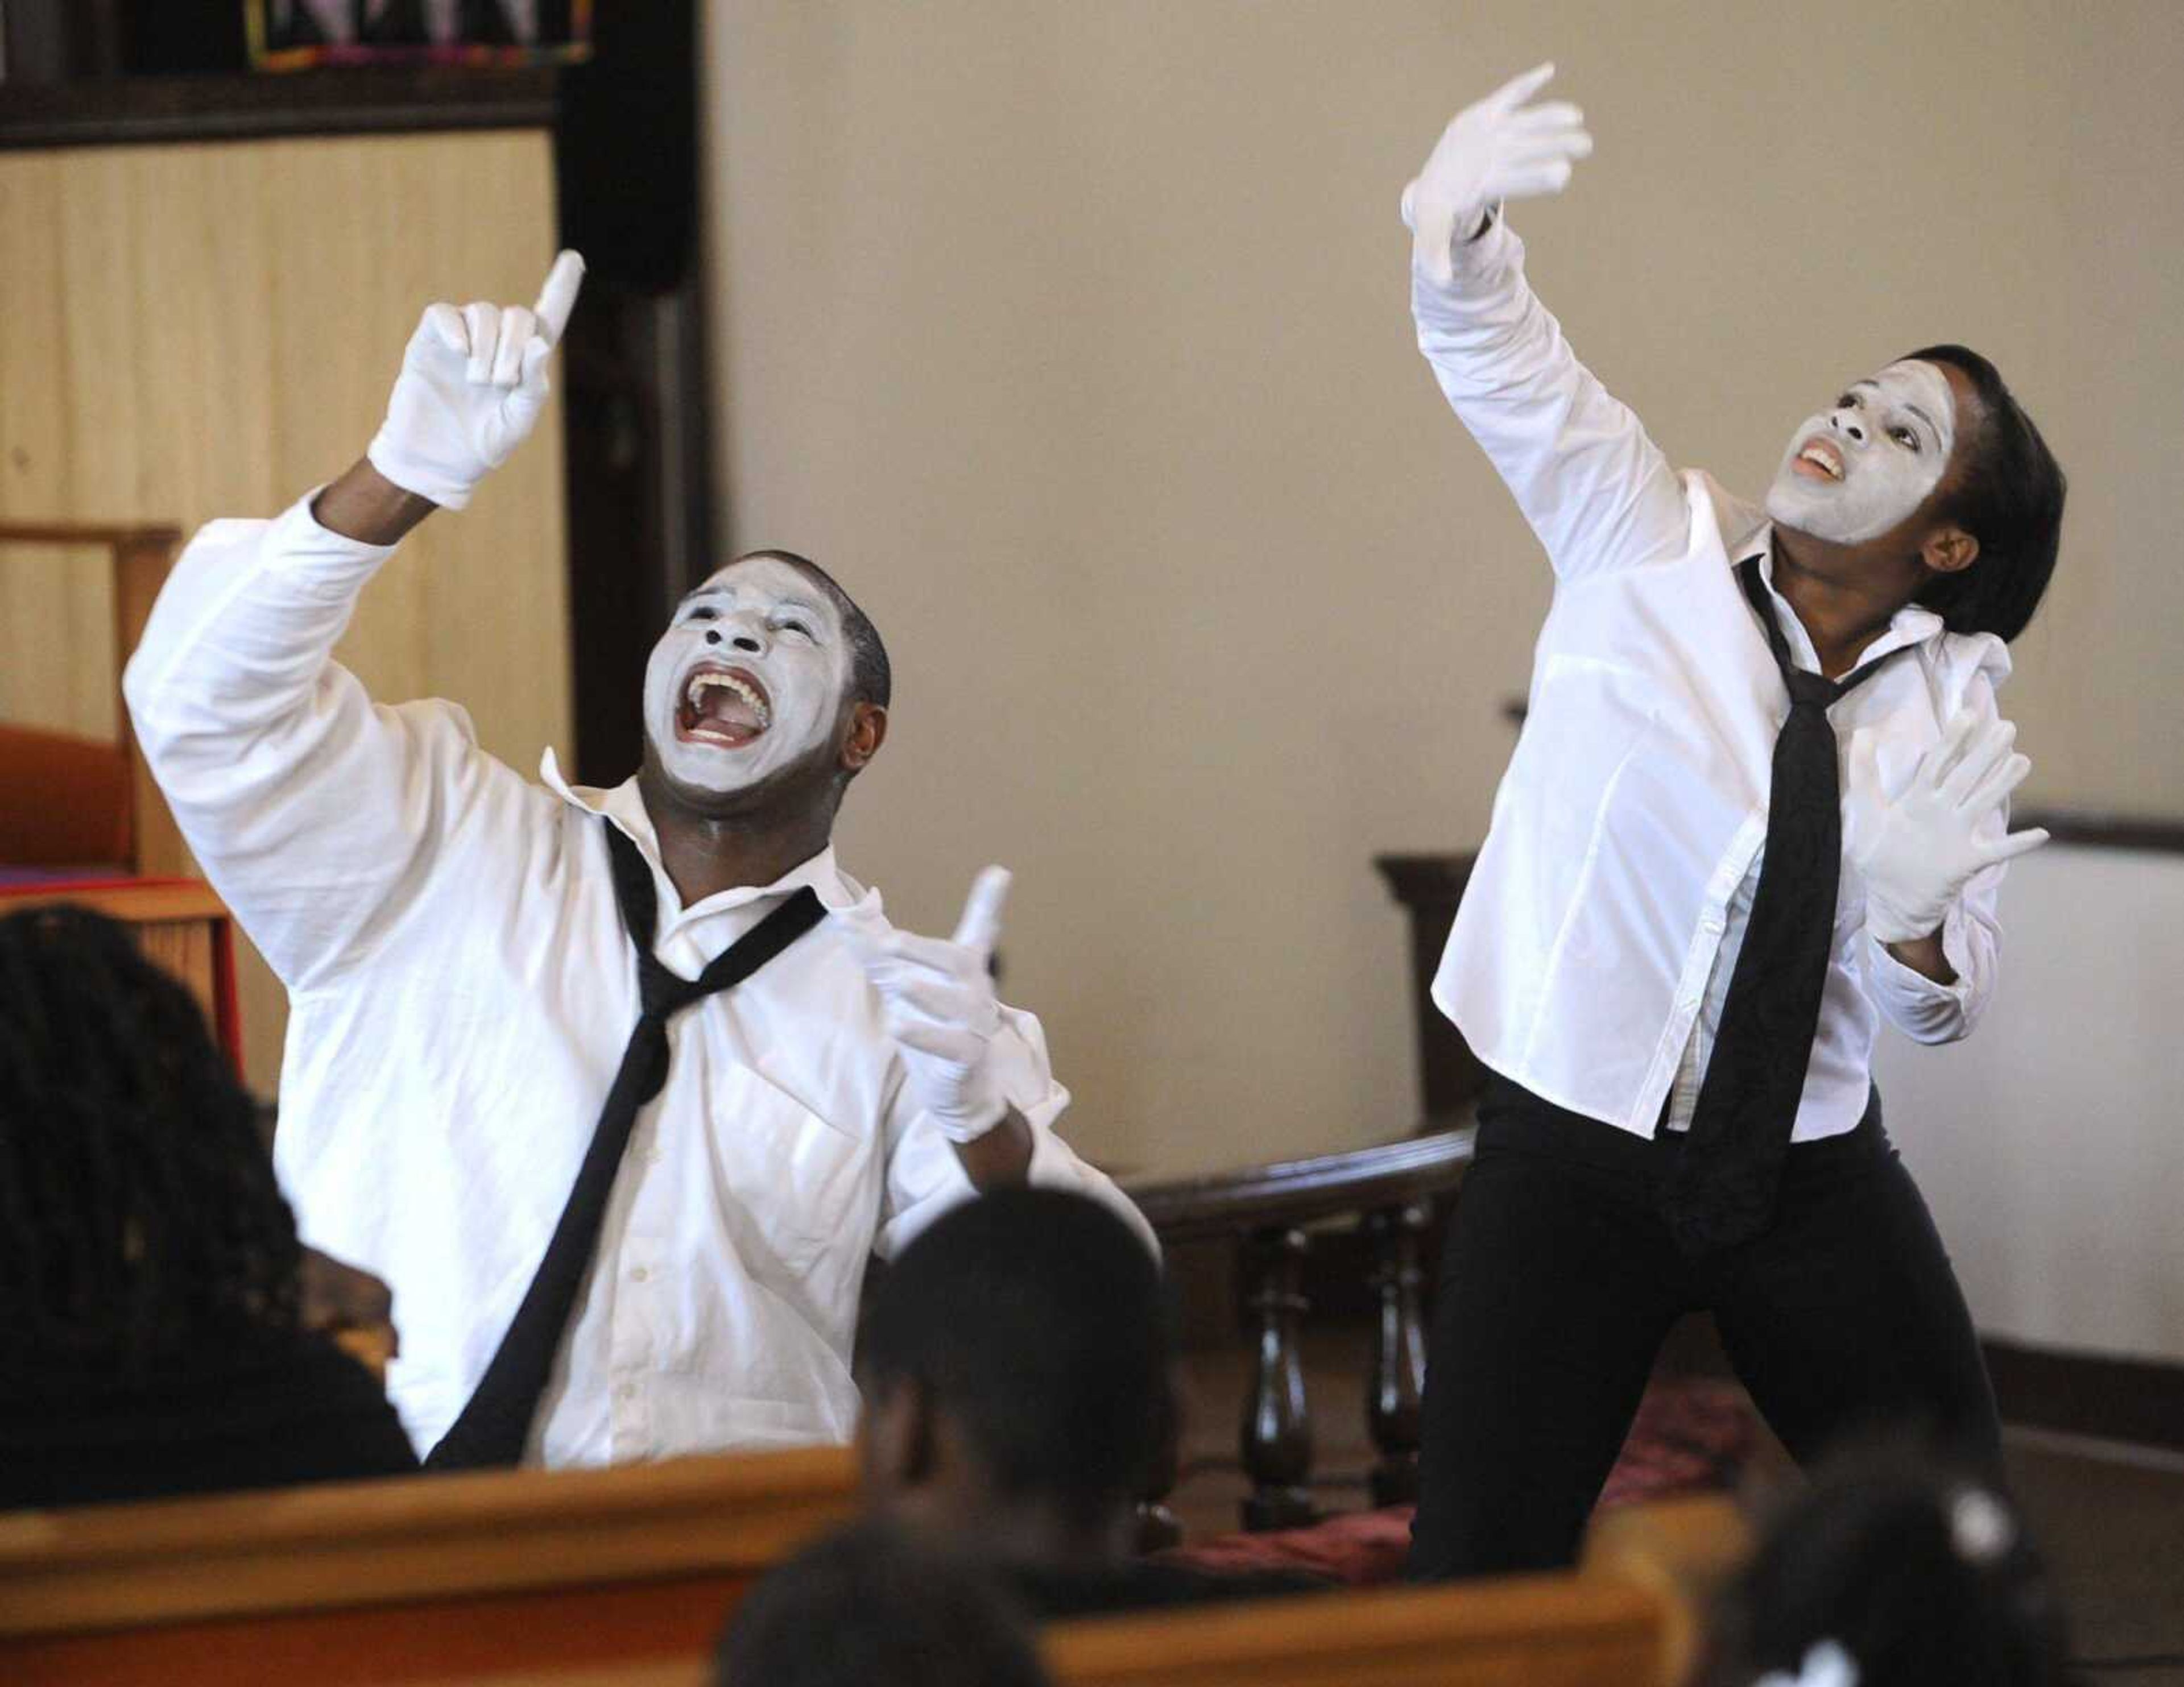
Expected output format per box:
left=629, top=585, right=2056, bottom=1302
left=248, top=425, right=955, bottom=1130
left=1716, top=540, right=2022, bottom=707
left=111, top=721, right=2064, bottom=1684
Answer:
left=366, top=250, right=586, bottom=511
left=1401, top=63, right=1592, bottom=285
left=854, top=867, right=1015, bottom=1144
left=1848, top=710, right=2049, bottom=946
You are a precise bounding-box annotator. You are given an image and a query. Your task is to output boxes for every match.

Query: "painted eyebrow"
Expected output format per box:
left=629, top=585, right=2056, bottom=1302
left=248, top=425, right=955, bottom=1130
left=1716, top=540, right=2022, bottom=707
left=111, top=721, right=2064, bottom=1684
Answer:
left=677, top=585, right=829, bottom=623
left=1852, top=380, right=1941, bottom=445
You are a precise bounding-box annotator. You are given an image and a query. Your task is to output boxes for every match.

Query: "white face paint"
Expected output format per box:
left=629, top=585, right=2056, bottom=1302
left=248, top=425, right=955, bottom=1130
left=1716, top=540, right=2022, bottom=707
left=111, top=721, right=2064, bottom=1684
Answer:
left=642, top=557, right=854, bottom=797
left=1764, top=359, right=1958, bottom=545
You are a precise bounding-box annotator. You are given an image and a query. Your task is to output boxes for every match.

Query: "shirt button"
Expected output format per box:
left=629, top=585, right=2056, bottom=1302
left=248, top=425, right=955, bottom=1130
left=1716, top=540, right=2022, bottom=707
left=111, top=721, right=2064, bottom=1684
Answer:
left=631, top=1266, right=650, bottom=1283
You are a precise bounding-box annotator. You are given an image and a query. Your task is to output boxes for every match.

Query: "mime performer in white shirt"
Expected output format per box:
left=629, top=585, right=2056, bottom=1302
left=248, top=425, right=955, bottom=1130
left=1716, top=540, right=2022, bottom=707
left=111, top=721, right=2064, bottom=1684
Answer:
left=125, top=254, right=1148, bottom=1469
left=1396, top=68, right=2066, bottom=1578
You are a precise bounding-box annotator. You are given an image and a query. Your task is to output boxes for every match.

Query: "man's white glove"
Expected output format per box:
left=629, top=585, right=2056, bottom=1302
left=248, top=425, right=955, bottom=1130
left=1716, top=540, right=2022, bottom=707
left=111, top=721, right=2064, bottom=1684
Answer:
left=1399, top=62, right=1592, bottom=285
left=366, top=250, right=585, bottom=510
left=855, top=867, right=1016, bottom=1143
left=1848, top=709, right=2049, bottom=946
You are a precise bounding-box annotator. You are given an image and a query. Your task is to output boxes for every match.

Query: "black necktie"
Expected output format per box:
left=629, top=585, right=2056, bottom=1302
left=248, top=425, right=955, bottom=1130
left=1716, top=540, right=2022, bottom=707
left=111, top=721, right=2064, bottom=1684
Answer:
left=1656, top=556, right=1905, bottom=1255
left=425, top=819, right=828, bottom=1469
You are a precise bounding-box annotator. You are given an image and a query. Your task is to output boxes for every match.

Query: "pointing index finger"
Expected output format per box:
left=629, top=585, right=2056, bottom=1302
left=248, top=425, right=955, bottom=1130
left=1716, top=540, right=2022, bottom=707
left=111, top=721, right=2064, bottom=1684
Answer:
left=950, top=865, right=1012, bottom=955
left=1490, top=61, right=1557, bottom=113
left=532, top=250, right=586, bottom=346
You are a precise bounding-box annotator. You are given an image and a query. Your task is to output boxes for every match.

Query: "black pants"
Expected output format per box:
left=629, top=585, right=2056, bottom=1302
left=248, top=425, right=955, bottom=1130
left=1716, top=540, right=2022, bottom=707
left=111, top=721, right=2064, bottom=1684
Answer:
left=1407, top=1077, right=2001, bottom=1580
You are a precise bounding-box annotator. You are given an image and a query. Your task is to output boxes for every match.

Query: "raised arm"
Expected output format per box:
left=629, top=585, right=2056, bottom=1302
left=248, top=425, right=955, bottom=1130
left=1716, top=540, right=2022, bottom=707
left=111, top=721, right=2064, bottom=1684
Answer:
left=122, top=255, right=585, bottom=992
left=1404, top=66, right=1690, bottom=581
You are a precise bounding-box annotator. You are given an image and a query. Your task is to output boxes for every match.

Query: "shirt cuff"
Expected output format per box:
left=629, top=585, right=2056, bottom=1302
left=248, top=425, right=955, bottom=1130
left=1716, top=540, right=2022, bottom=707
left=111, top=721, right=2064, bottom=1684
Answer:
left=1866, top=901, right=1976, bottom=1009
left=264, top=487, right=404, bottom=579
left=1410, top=208, right=1523, bottom=317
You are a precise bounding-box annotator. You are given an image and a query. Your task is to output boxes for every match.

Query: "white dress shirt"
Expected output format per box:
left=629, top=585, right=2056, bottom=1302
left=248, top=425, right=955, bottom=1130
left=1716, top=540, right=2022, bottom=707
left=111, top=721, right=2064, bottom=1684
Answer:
left=123, top=496, right=1147, bottom=1465
left=1414, top=215, right=2018, bottom=1141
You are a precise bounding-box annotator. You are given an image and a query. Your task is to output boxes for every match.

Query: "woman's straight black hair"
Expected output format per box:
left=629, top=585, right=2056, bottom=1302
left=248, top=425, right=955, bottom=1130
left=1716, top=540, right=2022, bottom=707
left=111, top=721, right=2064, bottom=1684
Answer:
left=1902, top=344, right=2066, bottom=644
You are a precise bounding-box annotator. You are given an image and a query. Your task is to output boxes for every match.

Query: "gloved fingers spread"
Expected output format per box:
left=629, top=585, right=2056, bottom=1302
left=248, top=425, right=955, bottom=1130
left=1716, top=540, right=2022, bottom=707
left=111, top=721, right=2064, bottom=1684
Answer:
left=1939, top=718, right=2016, bottom=805
left=1918, top=707, right=1986, bottom=787
left=1494, top=159, right=1577, bottom=200
left=1484, top=60, right=1557, bottom=114
left=950, top=865, right=1012, bottom=953
left=491, top=306, right=536, bottom=387
left=1959, top=751, right=2032, bottom=819
left=1502, top=99, right=1587, bottom=135
left=423, top=302, right=469, bottom=355
left=1977, top=824, right=2050, bottom=866
left=533, top=249, right=586, bottom=345
left=462, top=301, right=500, bottom=384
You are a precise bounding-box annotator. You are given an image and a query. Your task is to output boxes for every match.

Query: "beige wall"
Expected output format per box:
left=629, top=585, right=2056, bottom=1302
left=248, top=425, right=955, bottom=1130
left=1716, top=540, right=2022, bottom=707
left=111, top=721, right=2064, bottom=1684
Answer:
left=702, top=2, right=2184, bottom=1178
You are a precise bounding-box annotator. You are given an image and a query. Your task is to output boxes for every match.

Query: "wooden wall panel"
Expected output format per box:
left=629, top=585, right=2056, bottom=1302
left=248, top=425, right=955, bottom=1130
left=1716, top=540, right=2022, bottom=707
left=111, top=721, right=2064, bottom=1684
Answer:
left=0, top=131, right=572, bottom=1089
left=0, top=543, right=115, bottom=738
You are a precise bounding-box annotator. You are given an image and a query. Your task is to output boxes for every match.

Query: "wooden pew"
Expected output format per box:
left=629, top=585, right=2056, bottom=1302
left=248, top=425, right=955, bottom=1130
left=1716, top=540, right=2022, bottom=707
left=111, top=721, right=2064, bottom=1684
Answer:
left=0, top=1446, right=857, bottom=1687
left=145, top=1492, right=1736, bottom=1687
left=1042, top=1494, right=1751, bottom=1687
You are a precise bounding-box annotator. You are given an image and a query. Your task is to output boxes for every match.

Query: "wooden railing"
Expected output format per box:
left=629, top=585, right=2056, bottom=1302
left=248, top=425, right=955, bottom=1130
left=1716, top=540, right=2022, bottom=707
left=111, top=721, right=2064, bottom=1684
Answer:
left=1128, top=1126, right=1472, bottom=1533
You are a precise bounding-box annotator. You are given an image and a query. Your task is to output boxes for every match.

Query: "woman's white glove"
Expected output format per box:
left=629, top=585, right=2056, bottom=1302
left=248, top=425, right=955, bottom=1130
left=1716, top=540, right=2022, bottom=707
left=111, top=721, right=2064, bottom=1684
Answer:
left=1400, top=62, right=1592, bottom=285
left=854, top=867, right=1015, bottom=1143
left=1848, top=709, right=2049, bottom=945
left=366, top=250, right=585, bottom=510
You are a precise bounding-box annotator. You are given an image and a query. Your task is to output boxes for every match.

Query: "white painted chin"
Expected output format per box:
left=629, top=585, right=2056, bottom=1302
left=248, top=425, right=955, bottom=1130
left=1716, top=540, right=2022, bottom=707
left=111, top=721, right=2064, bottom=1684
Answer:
left=1765, top=465, right=1888, bottom=547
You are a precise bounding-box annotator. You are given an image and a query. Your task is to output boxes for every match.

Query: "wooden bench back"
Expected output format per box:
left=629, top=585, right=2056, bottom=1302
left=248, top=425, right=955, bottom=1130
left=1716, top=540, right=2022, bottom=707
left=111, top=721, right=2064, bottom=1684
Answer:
left=0, top=1472, right=1743, bottom=1687
left=0, top=1445, right=858, bottom=1687
left=1043, top=1496, right=1748, bottom=1687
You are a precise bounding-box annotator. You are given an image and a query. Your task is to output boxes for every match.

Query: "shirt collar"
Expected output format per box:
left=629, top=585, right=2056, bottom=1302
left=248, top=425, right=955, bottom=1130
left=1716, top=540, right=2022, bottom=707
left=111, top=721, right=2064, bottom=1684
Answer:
left=1747, top=531, right=1945, bottom=674
left=537, top=750, right=872, bottom=922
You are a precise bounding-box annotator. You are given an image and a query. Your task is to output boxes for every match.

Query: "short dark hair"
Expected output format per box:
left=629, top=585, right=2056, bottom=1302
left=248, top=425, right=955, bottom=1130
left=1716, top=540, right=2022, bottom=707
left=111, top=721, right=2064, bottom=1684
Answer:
left=1710, top=1446, right=2070, bottom=1687
left=0, top=906, right=301, bottom=1395
left=857, top=1188, right=1167, bottom=1528
left=729, top=549, right=892, bottom=710
left=1902, top=345, right=2065, bottom=644
left=715, top=1522, right=1051, bottom=1687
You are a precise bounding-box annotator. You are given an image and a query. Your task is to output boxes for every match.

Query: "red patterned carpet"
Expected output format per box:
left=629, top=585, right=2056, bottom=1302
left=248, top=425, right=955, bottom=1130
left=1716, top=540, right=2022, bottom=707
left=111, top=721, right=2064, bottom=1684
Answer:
left=1163, top=1377, right=1758, bottom=1586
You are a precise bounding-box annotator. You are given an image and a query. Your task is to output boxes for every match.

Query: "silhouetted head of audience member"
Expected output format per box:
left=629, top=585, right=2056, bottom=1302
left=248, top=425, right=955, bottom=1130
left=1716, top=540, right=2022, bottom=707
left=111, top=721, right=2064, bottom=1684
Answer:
left=855, top=1187, right=1171, bottom=1568
left=0, top=905, right=302, bottom=1393
left=715, top=1520, right=1052, bottom=1687
left=1710, top=1447, right=2071, bottom=1687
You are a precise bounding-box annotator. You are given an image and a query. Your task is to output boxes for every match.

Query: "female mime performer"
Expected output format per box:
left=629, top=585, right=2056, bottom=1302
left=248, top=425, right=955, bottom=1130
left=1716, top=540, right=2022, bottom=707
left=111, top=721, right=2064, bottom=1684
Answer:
left=1397, top=65, right=2066, bottom=1580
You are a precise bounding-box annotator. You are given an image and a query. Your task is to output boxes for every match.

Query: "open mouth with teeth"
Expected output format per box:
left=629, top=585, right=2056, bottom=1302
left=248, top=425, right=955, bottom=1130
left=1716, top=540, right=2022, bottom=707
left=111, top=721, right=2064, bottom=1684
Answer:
left=676, top=664, right=772, bottom=748
left=1793, top=436, right=1846, bottom=483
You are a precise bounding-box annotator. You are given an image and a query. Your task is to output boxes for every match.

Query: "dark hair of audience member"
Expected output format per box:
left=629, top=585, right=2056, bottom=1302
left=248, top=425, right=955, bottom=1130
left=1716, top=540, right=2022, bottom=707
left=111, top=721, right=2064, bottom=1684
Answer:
left=856, top=1186, right=1168, bottom=1533
left=1709, top=1445, right=2071, bottom=1687
left=0, top=905, right=302, bottom=1396
left=715, top=1522, right=1052, bottom=1687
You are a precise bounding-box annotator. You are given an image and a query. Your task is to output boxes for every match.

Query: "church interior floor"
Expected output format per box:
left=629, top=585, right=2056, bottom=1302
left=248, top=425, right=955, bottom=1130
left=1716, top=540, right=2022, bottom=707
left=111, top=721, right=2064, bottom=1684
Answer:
left=1170, top=1323, right=2184, bottom=1681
